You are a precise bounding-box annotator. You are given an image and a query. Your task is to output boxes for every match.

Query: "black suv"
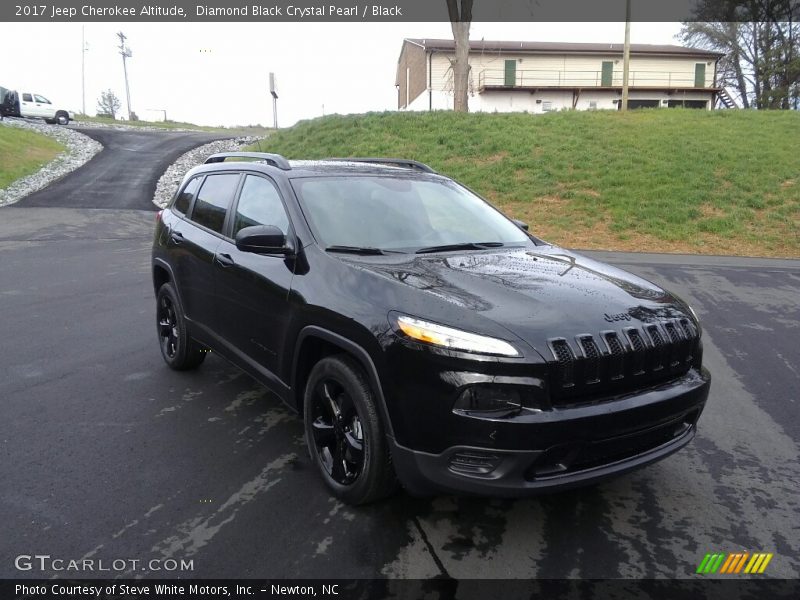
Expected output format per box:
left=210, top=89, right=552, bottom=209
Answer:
left=152, top=152, right=711, bottom=504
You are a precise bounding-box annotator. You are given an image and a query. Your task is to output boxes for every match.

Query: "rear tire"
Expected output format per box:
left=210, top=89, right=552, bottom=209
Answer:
left=156, top=283, right=206, bottom=371
left=304, top=355, right=397, bottom=505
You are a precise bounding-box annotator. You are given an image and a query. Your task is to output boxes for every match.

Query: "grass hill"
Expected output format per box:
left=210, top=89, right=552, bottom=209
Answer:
left=0, top=125, right=64, bottom=191
left=253, top=109, right=799, bottom=258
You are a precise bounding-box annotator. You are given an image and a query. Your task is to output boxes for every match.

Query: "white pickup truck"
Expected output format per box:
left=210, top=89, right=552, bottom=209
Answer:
left=0, top=86, right=72, bottom=125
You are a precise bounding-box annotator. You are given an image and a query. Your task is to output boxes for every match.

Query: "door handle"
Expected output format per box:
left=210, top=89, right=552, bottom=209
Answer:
left=169, top=230, right=184, bottom=244
left=215, top=253, right=235, bottom=267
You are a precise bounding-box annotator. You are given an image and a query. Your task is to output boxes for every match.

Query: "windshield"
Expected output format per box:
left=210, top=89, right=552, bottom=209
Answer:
left=291, top=176, right=530, bottom=252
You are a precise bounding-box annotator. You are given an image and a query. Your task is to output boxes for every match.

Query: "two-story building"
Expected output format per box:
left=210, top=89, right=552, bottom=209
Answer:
left=396, top=38, right=725, bottom=113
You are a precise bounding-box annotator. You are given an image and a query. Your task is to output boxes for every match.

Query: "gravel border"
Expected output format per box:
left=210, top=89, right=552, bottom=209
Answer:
left=152, top=136, right=264, bottom=208
left=69, top=119, right=210, bottom=133
left=0, top=118, right=103, bottom=207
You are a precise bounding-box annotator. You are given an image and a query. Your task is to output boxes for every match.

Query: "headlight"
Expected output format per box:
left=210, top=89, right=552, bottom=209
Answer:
left=395, top=315, right=520, bottom=357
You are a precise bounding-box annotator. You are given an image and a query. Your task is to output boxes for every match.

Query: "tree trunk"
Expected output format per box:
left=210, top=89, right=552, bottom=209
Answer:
left=446, top=0, right=472, bottom=113
left=732, top=52, right=750, bottom=108
left=451, top=21, right=471, bottom=112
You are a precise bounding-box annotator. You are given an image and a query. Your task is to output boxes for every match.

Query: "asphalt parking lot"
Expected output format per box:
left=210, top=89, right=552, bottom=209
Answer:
left=1, top=128, right=798, bottom=581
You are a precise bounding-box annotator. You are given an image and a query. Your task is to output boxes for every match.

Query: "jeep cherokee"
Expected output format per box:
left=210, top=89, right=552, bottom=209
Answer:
left=151, top=152, right=711, bottom=504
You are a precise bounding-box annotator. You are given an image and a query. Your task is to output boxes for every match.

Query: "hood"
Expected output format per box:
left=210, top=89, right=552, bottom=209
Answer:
left=344, top=246, right=693, bottom=356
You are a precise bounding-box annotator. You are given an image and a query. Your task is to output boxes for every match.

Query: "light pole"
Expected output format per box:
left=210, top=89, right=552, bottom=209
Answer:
left=269, top=72, right=278, bottom=129
left=117, top=31, right=133, bottom=120
left=81, top=26, right=89, bottom=116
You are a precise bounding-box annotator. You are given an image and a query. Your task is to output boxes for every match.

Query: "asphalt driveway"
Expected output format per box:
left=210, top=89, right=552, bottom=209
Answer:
left=17, top=127, right=227, bottom=210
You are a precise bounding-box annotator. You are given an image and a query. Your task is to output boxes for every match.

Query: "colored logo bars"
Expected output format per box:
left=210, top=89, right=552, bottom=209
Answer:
left=696, top=552, right=774, bottom=574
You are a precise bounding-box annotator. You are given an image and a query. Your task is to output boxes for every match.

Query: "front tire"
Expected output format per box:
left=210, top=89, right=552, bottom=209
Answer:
left=156, top=283, right=206, bottom=371
left=55, top=111, right=69, bottom=125
left=303, top=355, right=397, bottom=505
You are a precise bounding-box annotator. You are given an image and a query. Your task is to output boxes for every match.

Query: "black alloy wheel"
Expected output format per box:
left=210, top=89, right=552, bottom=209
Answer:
left=155, top=283, right=206, bottom=371
left=310, top=378, right=365, bottom=485
left=303, top=355, right=397, bottom=504
left=158, top=294, right=179, bottom=359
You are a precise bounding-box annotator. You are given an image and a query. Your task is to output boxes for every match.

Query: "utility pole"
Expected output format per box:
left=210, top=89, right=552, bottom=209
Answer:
left=621, top=0, right=631, bottom=112
left=117, top=31, right=133, bottom=120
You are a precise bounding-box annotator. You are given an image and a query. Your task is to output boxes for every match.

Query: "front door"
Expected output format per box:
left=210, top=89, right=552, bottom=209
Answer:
left=504, top=60, right=516, bottom=87
left=33, top=94, right=56, bottom=119
left=601, top=61, right=614, bottom=87
left=694, top=63, right=706, bottom=88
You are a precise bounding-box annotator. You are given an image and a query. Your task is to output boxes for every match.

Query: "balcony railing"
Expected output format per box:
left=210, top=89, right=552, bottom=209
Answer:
left=477, top=69, right=709, bottom=89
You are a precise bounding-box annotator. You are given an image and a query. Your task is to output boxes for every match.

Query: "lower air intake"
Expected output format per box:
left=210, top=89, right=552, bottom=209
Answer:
left=448, top=451, right=502, bottom=476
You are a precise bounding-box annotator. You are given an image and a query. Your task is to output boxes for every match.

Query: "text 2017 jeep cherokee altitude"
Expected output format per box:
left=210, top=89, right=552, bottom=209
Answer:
left=152, top=152, right=711, bottom=504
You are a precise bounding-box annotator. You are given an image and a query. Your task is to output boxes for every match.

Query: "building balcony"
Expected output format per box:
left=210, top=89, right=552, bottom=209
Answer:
left=477, top=69, right=718, bottom=92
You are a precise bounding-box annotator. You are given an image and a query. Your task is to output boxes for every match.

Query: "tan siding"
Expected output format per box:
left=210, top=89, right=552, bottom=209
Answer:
left=396, top=40, right=428, bottom=109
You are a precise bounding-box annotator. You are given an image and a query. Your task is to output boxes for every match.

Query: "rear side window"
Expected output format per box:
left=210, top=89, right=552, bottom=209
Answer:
left=189, top=173, right=240, bottom=234
left=173, top=177, right=201, bottom=215
left=233, top=175, right=290, bottom=236
left=22, top=93, right=33, bottom=102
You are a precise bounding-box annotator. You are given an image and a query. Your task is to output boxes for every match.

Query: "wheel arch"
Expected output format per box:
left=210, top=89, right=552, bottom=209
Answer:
left=291, top=326, right=395, bottom=438
left=152, top=260, right=172, bottom=296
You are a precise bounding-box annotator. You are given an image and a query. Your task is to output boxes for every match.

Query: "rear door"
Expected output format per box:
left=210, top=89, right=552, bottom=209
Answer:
left=214, top=173, right=295, bottom=379
left=168, top=172, right=241, bottom=331
left=19, top=92, right=39, bottom=117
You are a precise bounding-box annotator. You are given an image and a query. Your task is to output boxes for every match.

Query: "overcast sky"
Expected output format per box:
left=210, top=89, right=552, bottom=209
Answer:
left=3, top=22, right=682, bottom=127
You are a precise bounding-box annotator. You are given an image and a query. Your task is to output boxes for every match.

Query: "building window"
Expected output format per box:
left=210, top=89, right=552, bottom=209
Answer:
left=542, top=101, right=553, bottom=112
left=589, top=101, right=597, bottom=110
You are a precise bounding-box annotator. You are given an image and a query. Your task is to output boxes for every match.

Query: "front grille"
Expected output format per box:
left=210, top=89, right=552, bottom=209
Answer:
left=547, top=319, right=699, bottom=406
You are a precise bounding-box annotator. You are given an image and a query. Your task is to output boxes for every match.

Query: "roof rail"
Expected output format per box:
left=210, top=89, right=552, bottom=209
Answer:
left=204, top=152, right=291, bottom=170
left=326, top=157, right=437, bottom=174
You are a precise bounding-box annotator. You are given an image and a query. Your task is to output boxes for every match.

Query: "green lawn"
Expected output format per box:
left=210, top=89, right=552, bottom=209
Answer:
left=74, top=114, right=273, bottom=136
left=0, top=126, right=64, bottom=190
left=247, top=109, right=800, bottom=258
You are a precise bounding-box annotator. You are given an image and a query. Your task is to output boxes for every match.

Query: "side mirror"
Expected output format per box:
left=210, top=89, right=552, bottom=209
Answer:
left=512, top=219, right=529, bottom=231
left=235, top=225, right=294, bottom=255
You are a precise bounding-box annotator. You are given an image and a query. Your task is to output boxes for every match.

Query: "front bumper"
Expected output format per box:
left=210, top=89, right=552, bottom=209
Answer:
left=390, top=367, right=710, bottom=497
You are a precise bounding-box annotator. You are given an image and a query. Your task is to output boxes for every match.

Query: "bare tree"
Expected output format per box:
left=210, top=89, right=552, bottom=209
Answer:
left=96, top=89, right=121, bottom=119
left=681, top=1, right=800, bottom=109
left=446, top=0, right=473, bottom=112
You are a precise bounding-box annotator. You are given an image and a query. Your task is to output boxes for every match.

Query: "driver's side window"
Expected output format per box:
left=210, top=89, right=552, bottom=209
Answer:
left=233, top=175, right=289, bottom=236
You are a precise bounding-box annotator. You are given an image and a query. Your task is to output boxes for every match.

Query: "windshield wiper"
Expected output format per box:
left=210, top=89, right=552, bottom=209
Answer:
left=326, top=245, right=389, bottom=256
left=415, top=242, right=505, bottom=254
